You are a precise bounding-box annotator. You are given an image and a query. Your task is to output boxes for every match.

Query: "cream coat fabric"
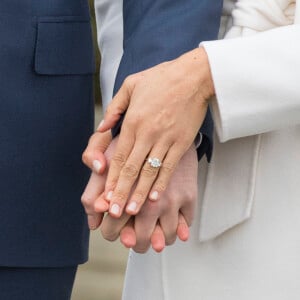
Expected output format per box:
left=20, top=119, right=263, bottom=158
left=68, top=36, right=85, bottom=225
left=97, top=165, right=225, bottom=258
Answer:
left=94, top=0, right=123, bottom=111
left=199, top=0, right=299, bottom=241
left=95, top=0, right=300, bottom=299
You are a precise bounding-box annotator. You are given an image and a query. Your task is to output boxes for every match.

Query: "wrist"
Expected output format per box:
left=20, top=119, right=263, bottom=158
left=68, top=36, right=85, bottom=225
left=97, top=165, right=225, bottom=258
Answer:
left=179, top=47, right=215, bottom=103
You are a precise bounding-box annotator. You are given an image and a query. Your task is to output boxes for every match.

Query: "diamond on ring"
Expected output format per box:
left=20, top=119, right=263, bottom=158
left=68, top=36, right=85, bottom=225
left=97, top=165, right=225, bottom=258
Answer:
left=147, top=157, right=162, bottom=168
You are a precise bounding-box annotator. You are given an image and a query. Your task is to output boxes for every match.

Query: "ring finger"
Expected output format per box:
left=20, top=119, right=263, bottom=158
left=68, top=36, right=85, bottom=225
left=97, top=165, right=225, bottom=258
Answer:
left=125, top=142, right=171, bottom=215
left=108, top=138, right=152, bottom=217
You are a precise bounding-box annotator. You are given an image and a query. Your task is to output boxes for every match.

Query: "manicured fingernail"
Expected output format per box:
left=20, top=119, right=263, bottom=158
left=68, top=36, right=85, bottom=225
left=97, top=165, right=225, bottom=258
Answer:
left=110, top=203, right=120, bottom=216
left=150, top=191, right=159, bottom=201
left=106, top=191, right=113, bottom=201
left=97, top=120, right=104, bottom=130
left=127, top=202, right=137, bottom=213
left=92, top=160, right=102, bottom=173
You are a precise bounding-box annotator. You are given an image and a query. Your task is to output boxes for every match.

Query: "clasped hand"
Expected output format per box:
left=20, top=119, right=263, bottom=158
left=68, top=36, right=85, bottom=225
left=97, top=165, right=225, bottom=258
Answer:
left=81, top=47, right=214, bottom=252
left=82, top=132, right=198, bottom=252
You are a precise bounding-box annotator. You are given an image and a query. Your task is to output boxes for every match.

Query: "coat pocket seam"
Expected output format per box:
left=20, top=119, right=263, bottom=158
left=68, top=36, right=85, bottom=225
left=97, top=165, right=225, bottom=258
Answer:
left=34, top=17, right=95, bottom=75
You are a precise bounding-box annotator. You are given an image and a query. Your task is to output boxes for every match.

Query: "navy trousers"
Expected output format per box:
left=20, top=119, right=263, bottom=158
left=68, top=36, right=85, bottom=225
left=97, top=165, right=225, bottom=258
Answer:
left=0, top=267, right=77, bottom=300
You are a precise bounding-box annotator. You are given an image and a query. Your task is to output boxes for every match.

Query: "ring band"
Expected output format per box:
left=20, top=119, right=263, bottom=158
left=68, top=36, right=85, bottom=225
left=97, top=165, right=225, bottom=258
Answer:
left=147, top=157, right=162, bottom=168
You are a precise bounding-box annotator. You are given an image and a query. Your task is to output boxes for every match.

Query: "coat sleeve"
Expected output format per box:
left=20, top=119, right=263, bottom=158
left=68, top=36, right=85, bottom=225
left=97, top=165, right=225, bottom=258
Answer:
left=201, top=24, right=300, bottom=142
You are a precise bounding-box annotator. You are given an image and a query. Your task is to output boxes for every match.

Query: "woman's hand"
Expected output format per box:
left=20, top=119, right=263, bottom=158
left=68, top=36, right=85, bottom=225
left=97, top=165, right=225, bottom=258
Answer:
left=98, top=47, right=214, bottom=217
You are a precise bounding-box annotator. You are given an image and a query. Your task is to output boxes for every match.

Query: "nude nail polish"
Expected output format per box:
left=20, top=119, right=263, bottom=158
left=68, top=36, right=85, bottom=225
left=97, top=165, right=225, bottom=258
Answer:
left=92, top=160, right=102, bottom=173
left=111, top=204, right=120, bottom=215
left=106, top=191, right=113, bottom=201
left=127, top=202, right=137, bottom=213
left=97, top=120, right=104, bottom=131
left=150, top=191, right=159, bottom=201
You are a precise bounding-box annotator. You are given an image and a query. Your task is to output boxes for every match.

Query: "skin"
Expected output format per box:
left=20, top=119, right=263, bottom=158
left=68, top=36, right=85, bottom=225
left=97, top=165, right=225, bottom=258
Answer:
left=97, top=47, right=214, bottom=218
left=82, top=133, right=198, bottom=253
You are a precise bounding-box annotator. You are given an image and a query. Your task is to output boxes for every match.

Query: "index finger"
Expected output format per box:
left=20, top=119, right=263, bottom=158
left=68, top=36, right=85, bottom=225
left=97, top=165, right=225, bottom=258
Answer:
left=82, top=131, right=112, bottom=174
left=97, top=76, right=134, bottom=132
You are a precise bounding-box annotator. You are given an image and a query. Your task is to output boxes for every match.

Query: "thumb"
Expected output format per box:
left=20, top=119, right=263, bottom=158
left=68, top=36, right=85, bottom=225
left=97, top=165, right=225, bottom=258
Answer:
left=82, top=130, right=112, bottom=174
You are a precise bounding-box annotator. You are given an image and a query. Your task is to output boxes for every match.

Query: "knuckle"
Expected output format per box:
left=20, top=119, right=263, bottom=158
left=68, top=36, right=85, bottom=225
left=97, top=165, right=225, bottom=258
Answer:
left=81, top=195, right=92, bottom=207
left=162, top=192, right=176, bottom=204
left=180, top=135, right=190, bottom=144
left=154, top=180, right=167, bottom=193
left=106, top=180, right=117, bottom=192
left=134, top=191, right=146, bottom=202
left=101, top=228, right=118, bottom=242
left=121, top=163, right=139, bottom=178
left=185, top=188, right=198, bottom=203
left=161, top=162, right=176, bottom=175
left=113, top=190, right=127, bottom=203
left=142, top=164, right=159, bottom=178
left=112, top=152, right=126, bottom=168
left=81, top=150, right=92, bottom=165
left=143, top=126, right=158, bottom=138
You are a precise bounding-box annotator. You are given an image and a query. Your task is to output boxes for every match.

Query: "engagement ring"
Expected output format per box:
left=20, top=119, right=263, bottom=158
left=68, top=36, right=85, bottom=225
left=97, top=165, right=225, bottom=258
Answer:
left=147, top=157, right=162, bottom=168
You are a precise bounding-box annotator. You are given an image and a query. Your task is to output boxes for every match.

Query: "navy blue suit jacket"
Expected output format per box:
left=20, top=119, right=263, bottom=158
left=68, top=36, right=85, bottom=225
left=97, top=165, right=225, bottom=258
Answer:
left=0, top=0, right=94, bottom=266
left=112, top=0, right=223, bottom=161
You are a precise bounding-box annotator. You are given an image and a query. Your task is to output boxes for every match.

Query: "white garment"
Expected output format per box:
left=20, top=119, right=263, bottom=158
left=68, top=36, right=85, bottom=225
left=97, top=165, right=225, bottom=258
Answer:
left=95, top=0, right=300, bottom=299
left=198, top=0, right=299, bottom=241
left=94, top=0, right=123, bottom=111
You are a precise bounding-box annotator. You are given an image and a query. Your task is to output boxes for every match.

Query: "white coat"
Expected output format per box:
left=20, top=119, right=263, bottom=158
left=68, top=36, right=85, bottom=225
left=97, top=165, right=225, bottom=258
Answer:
left=199, top=0, right=300, bottom=241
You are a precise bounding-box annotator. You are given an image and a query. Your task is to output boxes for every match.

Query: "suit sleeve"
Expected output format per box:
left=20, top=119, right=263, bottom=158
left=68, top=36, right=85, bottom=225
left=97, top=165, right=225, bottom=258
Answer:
left=112, top=0, right=223, bottom=161
left=202, top=24, right=300, bottom=142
